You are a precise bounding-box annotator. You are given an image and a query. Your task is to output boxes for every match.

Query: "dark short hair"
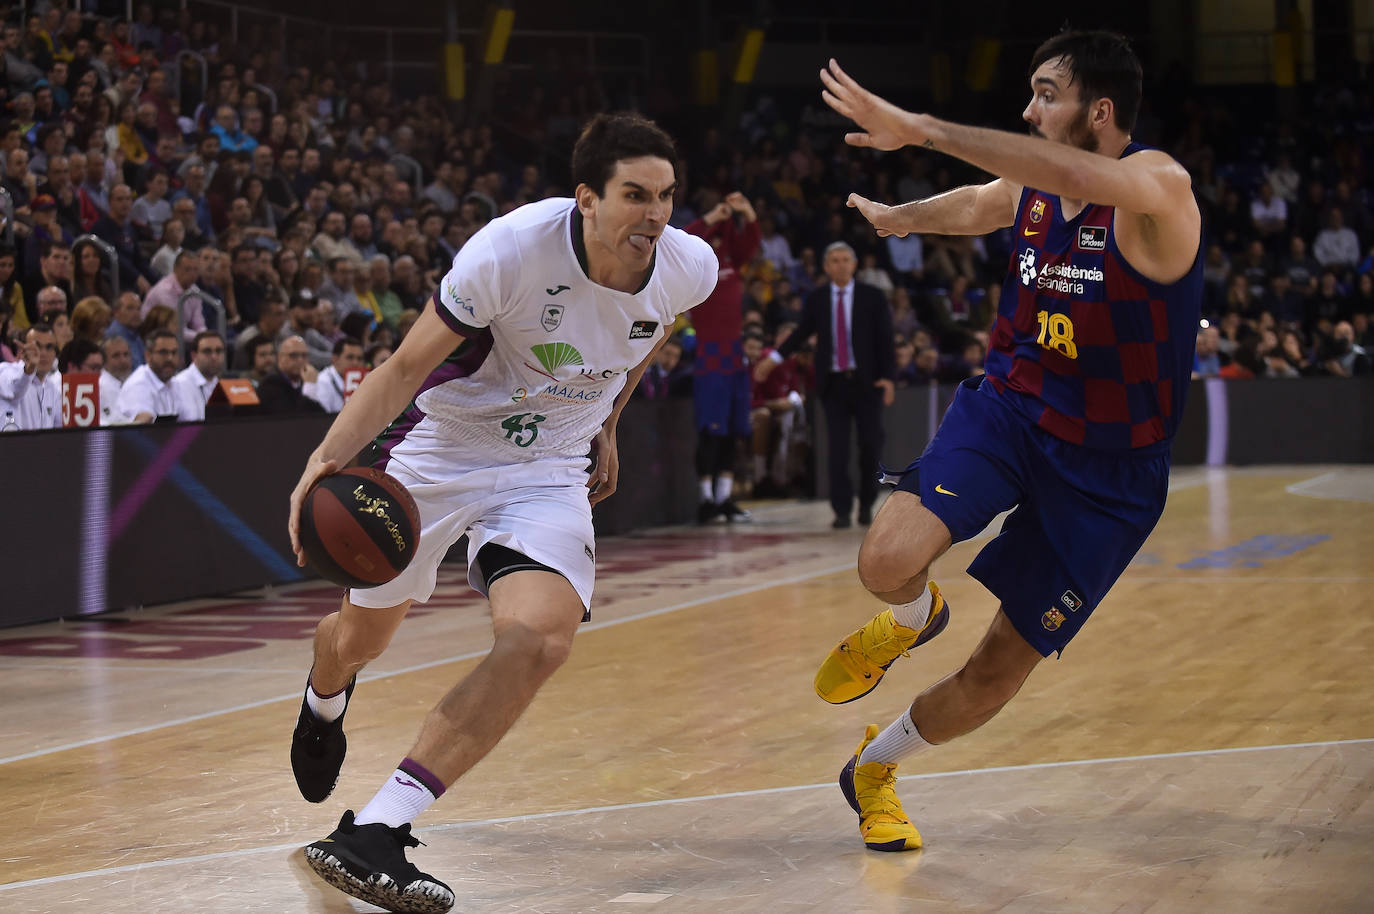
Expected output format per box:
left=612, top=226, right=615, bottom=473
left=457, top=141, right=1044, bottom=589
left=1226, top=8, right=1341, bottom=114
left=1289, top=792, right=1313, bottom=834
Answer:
left=570, top=112, right=678, bottom=197
left=289, top=289, right=317, bottom=310
left=333, top=336, right=362, bottom=356
left=40, top=239, right=71, bottom=259
left=192, top=329, right=223, bottom=352
left=146, top=327, right=178, bottom=348
left=173, top=250, right=196, bottom=268
left=246, top=334, right=276, bottom=357
left=28, top=322, right=54, bottom=338
left=1029, top=30, right=1143, bottom=133
left=59, top=337, right=101, bottom=372
left=339, top=310, right=373, bottom=342
left=232, top=243, right=256, bottom=262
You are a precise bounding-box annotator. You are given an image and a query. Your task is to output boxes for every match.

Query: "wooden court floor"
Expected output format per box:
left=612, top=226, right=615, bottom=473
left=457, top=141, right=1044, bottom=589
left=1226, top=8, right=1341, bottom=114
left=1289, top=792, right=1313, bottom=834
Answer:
left=1, top=465, right=1371, bottom=913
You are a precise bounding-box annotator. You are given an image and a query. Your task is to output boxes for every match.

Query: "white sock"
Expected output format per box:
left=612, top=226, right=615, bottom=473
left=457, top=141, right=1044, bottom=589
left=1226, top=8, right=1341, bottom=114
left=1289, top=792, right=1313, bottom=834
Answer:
left=890, top=584, right=933, bottom=631
left=305, top=676, right=349, bottom=723
left=860, top=713, right=933, bottom=766
left=354, top=758, right=445, bottom=828
left=714, top=475, right=733, bottom=503
left=699, top=478, right=713, bottom=501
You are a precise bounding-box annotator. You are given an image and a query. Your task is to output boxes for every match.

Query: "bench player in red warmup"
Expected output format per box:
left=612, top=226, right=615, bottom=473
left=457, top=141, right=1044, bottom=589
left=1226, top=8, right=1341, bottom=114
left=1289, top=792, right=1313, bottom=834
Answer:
left=811, top=31, right=1202, bottom=851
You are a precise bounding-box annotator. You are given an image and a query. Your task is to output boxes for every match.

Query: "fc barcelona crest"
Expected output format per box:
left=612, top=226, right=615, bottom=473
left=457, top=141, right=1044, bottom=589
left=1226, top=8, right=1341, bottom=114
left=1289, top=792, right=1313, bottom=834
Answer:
left=1030, top=199, right=1046, bottom=223
left=1041, top=608, right=1066, bottom=631
left=541, top=304, right=565, bottom=332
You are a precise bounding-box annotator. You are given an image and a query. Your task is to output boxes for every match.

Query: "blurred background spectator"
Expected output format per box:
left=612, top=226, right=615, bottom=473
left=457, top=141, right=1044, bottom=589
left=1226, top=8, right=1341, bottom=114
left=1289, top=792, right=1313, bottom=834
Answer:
left=0, top=1, right=1363, bottom=507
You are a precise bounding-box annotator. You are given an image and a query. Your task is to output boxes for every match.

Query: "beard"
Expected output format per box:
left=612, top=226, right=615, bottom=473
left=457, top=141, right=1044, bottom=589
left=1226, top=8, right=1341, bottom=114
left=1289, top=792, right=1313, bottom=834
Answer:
left=1029, top=105, right=1099, bottom=152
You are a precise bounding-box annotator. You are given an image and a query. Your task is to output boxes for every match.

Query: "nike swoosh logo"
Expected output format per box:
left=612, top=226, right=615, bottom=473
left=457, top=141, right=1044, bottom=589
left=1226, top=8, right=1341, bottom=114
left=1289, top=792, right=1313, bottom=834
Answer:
left=935, top=484, right=959, bottom=497
left=546, top=284, right=570, bottom=295
left=1023, top=228, right=1040, bottom=237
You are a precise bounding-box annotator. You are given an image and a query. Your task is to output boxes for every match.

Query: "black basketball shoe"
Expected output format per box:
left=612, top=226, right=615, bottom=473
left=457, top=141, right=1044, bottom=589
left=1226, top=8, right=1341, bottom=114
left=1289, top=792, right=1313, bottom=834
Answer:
left=719, top=499, right=752, bottom=522
left=304, top=810, right=455, bottom=914
left=291, top=675, right=356, bottom=803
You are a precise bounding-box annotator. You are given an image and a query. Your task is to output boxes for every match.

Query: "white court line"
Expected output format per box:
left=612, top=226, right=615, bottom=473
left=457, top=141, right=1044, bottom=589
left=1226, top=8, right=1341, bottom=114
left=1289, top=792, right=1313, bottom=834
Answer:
left=0, top=561, right=856, bottom=767
left=2, top=736, right=1369, bottom=893
left=1285, top=470, right=1374, bottom=502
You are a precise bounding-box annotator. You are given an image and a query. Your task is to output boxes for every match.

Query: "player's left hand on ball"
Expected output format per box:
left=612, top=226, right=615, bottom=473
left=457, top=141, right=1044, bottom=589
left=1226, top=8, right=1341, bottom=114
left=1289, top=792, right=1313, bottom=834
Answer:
left=587, top=426, right=619, bottom=505
left=288, top=457, right=340, bottom=565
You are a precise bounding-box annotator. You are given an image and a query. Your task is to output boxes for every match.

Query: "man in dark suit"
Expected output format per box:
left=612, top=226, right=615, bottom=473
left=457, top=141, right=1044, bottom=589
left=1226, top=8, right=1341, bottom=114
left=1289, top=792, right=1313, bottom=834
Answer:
left=760, top=241, right=895, bottom=527
left=257, top=335, right=326, bottom=415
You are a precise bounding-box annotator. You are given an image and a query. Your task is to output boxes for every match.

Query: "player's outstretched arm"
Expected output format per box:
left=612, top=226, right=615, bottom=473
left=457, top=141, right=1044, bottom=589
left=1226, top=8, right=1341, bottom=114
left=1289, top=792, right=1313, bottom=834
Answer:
left=288, top=303, right=464, bottom=563
left=847, top=180, right=1018, bottom=238
left=821, top=58, right=1193, bottom=219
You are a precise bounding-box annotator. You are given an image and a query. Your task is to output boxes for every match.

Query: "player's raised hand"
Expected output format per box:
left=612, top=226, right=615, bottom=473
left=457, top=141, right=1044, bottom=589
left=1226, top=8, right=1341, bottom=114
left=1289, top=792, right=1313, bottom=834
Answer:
left=820, top=59, right=923, bottom=152
left=847, top=193, right=908, bottom=238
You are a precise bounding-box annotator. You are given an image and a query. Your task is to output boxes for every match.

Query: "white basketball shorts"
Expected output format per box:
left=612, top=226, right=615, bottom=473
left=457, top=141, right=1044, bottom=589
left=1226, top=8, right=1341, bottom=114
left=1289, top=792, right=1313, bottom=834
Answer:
left=348, top=424, right=597, bottom=612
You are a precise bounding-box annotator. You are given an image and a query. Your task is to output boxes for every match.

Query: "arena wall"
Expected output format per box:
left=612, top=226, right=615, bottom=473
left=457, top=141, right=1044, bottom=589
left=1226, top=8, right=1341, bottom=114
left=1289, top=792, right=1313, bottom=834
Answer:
left=2, top=381, right=1369, bottom=627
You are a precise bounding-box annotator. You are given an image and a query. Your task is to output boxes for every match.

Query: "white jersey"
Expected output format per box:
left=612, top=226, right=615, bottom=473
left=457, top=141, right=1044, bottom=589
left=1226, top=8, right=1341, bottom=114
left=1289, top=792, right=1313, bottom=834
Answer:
left=399, top=197, right=716, bottom=465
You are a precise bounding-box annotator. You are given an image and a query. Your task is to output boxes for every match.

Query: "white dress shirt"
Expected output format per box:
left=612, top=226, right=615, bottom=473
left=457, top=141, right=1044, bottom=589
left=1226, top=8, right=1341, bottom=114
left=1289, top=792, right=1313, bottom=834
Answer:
left=829, top=281, right=856, bottom=373
left=886, top=234, right=924, bottom=275
left=0, top=362, right=62, bottom=430
left=116, top=364, right=178, bottom=421
left=170, top=363, right=218, bottom=421
left=98, top=369, right=131, bottom=425
left=303, top=364, right=347, bottom=413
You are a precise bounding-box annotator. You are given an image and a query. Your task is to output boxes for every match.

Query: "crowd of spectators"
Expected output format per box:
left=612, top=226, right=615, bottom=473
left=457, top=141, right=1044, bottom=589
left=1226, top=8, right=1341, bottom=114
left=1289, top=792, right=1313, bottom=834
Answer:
left=0, top=3, right=1369, bottom=444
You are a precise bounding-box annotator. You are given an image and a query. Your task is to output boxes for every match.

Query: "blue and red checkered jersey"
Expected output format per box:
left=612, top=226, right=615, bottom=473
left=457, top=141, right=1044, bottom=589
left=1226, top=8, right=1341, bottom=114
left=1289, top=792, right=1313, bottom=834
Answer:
left=984, top=142, right=1202, bottom=452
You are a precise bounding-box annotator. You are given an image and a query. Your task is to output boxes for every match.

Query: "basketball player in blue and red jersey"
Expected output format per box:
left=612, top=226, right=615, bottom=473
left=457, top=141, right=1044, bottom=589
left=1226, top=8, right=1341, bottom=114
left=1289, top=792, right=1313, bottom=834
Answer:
left=809, top=31, right=1202, bottom=852
left=685, top=190, right=761, bottom=521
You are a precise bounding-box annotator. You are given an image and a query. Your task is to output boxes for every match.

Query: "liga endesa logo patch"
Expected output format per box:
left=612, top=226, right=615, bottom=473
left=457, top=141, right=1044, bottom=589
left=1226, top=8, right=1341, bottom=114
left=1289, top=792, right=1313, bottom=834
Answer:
left=1077, top=225, right=1107, bottom=251
left=629, top=320, right=658, bottom=339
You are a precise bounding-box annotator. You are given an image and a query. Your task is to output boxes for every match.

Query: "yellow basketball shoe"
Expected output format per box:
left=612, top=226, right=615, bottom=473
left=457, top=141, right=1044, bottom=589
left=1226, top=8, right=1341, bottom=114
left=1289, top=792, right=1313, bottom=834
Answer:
left=839, top=724, right=922, bottom=852
left=814, top=581, right=950, bottom=704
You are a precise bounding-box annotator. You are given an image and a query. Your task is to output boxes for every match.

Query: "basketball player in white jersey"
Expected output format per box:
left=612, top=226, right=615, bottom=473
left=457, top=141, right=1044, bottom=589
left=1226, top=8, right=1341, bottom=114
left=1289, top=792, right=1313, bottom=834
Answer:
left=287, top=113, right=717, bottom=913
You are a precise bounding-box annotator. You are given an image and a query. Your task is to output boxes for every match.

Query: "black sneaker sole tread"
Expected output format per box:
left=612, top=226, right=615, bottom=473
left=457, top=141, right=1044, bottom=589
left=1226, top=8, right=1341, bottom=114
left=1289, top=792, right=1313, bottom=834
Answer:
left=304, top=845, right=454, bottom=914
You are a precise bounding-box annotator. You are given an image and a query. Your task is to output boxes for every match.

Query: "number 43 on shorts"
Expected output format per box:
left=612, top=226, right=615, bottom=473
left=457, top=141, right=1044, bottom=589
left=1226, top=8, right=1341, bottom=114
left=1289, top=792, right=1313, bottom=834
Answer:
left=501, top=412, right=546, bottom=447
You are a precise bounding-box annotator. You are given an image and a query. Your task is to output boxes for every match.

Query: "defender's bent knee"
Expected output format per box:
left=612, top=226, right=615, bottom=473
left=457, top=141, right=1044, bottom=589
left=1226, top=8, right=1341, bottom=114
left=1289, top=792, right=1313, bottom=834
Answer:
left=857, top=535, right=936, bottom=597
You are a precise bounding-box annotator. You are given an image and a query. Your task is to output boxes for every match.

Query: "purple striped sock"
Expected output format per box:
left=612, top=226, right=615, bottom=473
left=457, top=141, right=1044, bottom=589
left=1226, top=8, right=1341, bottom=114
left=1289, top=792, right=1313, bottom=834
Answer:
left=398, top=757, right=447, bottom=799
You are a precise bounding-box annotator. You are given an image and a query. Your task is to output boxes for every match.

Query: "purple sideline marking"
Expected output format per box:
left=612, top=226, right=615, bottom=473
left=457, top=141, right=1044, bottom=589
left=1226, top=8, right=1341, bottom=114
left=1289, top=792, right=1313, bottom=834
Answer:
left=106, top=425, right=203, bottom=543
